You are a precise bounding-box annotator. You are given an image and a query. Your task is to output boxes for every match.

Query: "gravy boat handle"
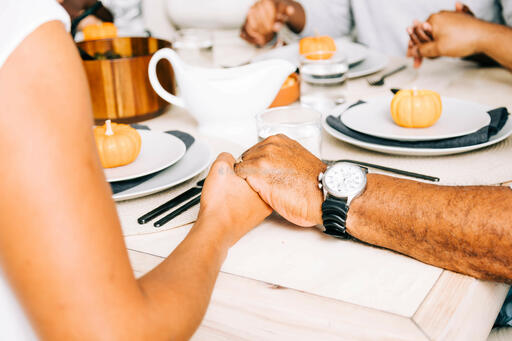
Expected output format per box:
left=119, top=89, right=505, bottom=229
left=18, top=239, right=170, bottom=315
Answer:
left=148, top=48, right=186, bottom=108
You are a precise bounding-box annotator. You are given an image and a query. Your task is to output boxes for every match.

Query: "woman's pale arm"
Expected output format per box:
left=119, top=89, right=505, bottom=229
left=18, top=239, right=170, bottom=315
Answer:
left=0, top=21, right=270, bottom=340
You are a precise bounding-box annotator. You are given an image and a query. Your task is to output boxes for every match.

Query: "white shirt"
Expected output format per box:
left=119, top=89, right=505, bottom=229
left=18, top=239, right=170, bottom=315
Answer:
left=165, top=0, right=255, bottom=29
left=297, top=0, right=512, bottom=56
left=0, top=1, right=69, bottom=339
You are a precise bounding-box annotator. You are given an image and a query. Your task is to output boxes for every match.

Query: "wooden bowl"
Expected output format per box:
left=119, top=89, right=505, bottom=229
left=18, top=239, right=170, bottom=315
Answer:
left=269, top=73, right=300, bottom=108
left=77, top=37, right=175, bottom=124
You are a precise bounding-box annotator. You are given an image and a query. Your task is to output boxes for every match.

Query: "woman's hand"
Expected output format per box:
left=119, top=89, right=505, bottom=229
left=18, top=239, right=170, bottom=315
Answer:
left=196, top=153, right=272, bottom=247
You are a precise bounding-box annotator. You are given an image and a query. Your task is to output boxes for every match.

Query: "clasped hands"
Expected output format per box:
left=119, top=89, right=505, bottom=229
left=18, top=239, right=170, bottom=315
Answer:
left=198, top=135, right=326, bottom=246
left=407, top=2, right=487, bottom=67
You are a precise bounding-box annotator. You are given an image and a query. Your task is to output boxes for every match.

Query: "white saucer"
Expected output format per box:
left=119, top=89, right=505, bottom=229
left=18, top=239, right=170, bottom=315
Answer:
left=252, top=39, right=368, bottom=67
left=112, top=138, right=212, bottom=201
left=323, top=115, right=512, bottom=156
left=104, top=131, right=186, bottom=182
left=341, top=96, right=492, bottom=141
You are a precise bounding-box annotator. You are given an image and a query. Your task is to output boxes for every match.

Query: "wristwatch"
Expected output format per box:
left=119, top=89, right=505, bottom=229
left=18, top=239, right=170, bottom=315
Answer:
left=318, top=162, right=368, bottom=238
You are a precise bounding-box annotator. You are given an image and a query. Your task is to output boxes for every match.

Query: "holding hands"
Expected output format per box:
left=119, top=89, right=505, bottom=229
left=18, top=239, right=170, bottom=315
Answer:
left=235, top=135, right=326, bottom=227
left=407, top=2, right=486, bottom=67
left=198, top=153, right=272, bottom=247
left=199, top=134, right=328, bottom=247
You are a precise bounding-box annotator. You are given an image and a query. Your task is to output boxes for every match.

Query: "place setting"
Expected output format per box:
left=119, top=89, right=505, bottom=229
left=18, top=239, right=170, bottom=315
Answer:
left=323, top=89, right=512, bottom=157
left=90, top=120, right=212, bottom=236
left=91, top=120, right=210, bottom=211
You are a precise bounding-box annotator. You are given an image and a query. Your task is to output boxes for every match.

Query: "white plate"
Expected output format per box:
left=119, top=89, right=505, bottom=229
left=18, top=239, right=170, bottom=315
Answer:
left=252, top=39, right=388, bottom=79
left=105, top=131, right=186, bottom=182
left=112, top=138, right=212, bottom=201
left=341, top=96, right=492, bottom=141
left=252, top=39, right=368, bottom=66
left=323, top=114, right=512, bottom=156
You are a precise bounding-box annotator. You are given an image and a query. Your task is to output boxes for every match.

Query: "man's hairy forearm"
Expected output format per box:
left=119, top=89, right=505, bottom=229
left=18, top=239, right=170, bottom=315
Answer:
left=347, top=174, right=512, bottom=283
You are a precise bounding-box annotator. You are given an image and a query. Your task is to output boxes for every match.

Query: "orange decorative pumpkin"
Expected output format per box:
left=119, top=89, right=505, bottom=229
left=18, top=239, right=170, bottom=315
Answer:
left=94, top=120, right=141, bottom=168
left=299, top=35, right=336, bottom=60
left=83, top=22, right=118, bottom=41
left=390, top=89, right=442, bottom=128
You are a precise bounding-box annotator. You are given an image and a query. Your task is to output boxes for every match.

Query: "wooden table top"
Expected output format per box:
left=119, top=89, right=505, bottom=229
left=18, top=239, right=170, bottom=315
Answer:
left=122, top=53, right=512, bottom=341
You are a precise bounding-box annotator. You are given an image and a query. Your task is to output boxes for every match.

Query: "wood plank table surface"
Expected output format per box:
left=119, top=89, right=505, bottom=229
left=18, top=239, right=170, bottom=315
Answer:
left=121, top=51, right=512, bottom=341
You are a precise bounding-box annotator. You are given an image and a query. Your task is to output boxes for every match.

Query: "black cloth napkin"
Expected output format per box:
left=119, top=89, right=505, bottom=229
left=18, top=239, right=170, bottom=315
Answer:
left=110, top=125, right=195, bottom=194
left=326, top=102, right=508, bottom=149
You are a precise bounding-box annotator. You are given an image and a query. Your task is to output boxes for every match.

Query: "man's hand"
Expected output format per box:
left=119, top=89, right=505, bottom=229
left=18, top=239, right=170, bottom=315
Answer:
left=416, top=11, right=486, bottom=59
left=407, top=2, right=483, bottom=68
left=235, top=135, right=326, bottom=227
left=197, top=153, right=272, bottom=247
left=241, top=0, right=304, bottom=47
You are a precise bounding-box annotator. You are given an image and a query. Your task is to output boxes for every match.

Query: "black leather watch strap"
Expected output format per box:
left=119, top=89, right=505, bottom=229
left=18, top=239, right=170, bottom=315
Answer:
left=321, top=196, right=350, bottom=238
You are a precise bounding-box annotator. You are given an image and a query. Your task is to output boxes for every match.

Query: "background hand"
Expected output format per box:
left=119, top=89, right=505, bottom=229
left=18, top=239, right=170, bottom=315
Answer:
left=406, top=2, right=476, bottom=68
left=455, top=1, right=474, bottom=16
left=416, top=11, right=485, bottom=60
left=235, top=135, right=326, bottom=227
left=58, top=0, right=113, bottom=23
left=406, top=20, right=433, bottom=68
left=241, top=0, right=295, bottom=46
left=197, top=153, right=272, bottom=247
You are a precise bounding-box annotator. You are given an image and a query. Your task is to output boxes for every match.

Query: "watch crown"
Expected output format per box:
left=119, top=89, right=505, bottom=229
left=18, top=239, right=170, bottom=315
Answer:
left=318, top=183, right=323, bottom=189
left=318, top=172, right=324, bottom=182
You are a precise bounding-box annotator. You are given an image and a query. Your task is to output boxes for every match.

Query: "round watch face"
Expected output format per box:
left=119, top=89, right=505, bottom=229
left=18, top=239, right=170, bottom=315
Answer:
left=322, top=163, right=366, bottom=198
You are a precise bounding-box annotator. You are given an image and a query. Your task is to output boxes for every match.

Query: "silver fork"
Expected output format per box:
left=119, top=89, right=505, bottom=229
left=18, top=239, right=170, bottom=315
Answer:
left=367, top=65, right=407, bottom=86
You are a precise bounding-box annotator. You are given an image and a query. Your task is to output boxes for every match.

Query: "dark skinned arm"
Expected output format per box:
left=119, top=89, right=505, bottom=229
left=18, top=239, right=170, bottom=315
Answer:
left=348, top=174, right=512, bottom=283
left=235, top=134, right=512, bottom=284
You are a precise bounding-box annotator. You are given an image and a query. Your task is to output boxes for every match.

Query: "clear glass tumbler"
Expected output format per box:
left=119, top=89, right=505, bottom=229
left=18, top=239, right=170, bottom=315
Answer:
left=299, top=51, right=349, bottom=113
left=256, top=106, right=322, bottom=157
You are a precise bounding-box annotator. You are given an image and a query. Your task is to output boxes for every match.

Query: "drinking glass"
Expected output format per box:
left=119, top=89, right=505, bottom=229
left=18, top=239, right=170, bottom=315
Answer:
left=256, top=106, right=322, bottom=157
left=299, top=51, right=349, bottom=113
left=173, top=29, right=214, bottom=67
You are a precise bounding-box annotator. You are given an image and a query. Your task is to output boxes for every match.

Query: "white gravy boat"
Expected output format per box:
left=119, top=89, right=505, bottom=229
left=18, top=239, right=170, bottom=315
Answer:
left=148, top=48, right=296, bottom=146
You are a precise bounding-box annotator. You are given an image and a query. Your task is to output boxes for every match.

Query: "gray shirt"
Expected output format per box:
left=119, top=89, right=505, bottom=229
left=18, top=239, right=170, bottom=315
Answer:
left=296, top=0, right=512, bottom=56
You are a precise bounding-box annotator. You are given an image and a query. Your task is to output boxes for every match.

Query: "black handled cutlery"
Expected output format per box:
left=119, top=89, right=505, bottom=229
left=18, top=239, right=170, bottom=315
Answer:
left=137, top=179, right=205, bottom=225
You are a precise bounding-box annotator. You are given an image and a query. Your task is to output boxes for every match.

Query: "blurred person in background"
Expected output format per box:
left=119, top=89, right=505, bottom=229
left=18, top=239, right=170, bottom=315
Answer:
left=241, top=0, right=512, bottom=56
